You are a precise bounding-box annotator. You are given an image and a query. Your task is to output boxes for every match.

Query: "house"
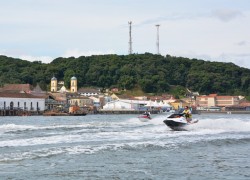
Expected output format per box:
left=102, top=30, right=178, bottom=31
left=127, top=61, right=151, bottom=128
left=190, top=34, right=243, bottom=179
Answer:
left=111, top=87, right=119, bottom=92
left=45, top=94, right=66, bottom=111
left=225, top=99, right=250, bottom=111
left=170, top=99, right=190, bottom=110
left=144, top=100, right=172, bottom=110
left=68, top=96, right=93, bottom=107
left=78, top=88, right=100, bottom=96
left=0, top=92, right=45, bottom=111
left=196, top=94, right=240, bottom=108
left=88, top=96, right=102, bottom=108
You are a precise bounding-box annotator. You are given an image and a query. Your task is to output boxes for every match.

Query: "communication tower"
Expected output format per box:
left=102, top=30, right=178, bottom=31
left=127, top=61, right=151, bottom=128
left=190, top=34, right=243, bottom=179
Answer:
left=128, top=21, right=133, bottom=54
left=156, top=24, right=160, bottom=55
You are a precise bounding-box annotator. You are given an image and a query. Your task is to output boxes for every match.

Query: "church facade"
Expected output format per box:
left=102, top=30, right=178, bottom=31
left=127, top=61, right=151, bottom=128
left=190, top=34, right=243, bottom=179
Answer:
left=50, top=76, right=77, bottom=93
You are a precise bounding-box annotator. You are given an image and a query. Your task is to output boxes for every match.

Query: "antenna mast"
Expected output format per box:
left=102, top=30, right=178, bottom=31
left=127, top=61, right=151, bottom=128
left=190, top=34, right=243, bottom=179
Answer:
left=128, top=21, right=133, bottom=54
left=156, top=24, right=160, bottom=55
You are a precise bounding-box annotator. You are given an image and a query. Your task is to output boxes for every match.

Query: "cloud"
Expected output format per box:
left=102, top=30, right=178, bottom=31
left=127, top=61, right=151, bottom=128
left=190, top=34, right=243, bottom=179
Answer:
left=0, top=49, right=54, bottom=64
left=217, top=53, right=250, bottom=69
left=212, top=9, right=243, bottom=22
left=19, top=55, right=53, bottom=64
left=136, top=13, right=203, bottom=27
left=62, top=49, right=116, bottom=58
left=0, top=49, right=117, bottom=64
left=136, top=8, right=244, bottom=27
left=169, top=50, right=250, bottom=70
left=236, top=41, right=248, bottom=46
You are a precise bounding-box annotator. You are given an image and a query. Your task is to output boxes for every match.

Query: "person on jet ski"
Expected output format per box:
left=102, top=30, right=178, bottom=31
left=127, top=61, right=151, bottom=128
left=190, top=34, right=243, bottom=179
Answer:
left=144, top=109, right=151, bottom=118
left=182, top=106, right=192, bottom=123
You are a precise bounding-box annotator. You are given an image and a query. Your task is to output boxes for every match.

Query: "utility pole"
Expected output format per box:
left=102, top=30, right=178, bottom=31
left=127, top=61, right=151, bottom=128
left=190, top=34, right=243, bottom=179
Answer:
left=128, top=21, right=133, bottom=54
left=156, top=24, right=160, bottom=55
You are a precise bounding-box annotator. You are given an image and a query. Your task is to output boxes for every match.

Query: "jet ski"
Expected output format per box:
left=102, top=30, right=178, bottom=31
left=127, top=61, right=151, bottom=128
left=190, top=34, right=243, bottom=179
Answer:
left=138, top=114, right=151, bottom=122
left=163, top=113, right=198, bottom=131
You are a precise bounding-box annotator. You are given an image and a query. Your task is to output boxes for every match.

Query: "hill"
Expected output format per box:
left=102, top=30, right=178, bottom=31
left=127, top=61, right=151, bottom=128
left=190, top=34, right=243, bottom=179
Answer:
left=0, top=53, right=250, bottom=97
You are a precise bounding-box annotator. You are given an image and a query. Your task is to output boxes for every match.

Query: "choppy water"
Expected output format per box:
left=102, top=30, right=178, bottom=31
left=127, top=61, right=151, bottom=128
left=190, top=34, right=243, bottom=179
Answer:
left=0, top=113, right=250, bottom=180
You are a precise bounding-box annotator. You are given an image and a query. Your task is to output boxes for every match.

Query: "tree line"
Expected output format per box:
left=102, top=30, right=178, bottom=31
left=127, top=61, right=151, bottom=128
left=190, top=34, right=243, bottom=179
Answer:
left=1, top=53, right=250, bottom=98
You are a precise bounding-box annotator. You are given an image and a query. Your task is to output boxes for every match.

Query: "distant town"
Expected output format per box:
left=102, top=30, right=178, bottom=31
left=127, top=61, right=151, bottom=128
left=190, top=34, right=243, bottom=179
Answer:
left=0, top=76, right=250, bottom=116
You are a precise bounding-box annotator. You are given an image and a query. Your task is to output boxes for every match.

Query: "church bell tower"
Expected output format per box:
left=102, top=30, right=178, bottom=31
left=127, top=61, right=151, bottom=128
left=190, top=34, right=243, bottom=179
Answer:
left=51, top=76, right=57, bottom=92
left=70, top=76, right=77, bottom=93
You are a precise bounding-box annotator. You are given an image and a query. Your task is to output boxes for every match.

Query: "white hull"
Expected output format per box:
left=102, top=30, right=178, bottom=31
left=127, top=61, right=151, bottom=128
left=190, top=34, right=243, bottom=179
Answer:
left=163, top=114, right=198, bottom=131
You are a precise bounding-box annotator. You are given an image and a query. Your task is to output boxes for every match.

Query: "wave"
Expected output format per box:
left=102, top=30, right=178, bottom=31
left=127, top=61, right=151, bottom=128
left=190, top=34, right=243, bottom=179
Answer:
left=0, top=125, right=249, bottom=148
left=1, top=135, right=250, bottom=163
left=1, top=115, right=250, bottom=150
left=0, top=122, right=127, bottom=134
left=186, top=118, right=250, bottom=132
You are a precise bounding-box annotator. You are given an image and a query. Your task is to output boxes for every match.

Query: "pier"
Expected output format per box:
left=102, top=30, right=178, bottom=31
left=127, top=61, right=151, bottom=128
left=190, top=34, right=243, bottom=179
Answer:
left=0, top=109, right=30, bottom=116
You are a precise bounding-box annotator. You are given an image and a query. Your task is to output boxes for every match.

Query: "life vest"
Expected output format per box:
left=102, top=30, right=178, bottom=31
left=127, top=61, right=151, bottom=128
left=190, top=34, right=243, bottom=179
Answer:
left=183, top=109, right=192, bottom=118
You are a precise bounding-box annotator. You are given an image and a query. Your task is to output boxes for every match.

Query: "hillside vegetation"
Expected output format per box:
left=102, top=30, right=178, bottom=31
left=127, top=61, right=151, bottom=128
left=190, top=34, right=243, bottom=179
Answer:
left=0, top=53, right=250, bottom=97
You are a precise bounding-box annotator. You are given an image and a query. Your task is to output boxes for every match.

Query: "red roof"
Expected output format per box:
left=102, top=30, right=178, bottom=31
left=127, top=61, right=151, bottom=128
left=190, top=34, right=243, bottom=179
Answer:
left=209, top=94, right=217, bottom=97
left=216, top=96, right=236, bottom=99
left=0, top=92, right=43, bottom=99
left=3, top=84, right=32, bottom=92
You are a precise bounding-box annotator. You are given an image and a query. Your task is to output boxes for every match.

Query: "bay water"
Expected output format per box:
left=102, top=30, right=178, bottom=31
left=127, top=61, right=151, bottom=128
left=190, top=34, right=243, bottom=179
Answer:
left=0, top=113, right=250, bottom=179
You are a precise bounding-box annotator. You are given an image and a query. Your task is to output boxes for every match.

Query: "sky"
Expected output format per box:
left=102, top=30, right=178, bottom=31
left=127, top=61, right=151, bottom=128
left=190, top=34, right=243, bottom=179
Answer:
left=0, top=0, right=250, bottom=69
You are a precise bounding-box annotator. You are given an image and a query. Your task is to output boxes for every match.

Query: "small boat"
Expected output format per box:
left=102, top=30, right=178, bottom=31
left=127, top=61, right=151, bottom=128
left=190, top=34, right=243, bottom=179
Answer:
left=138, top=114, right=151, bottom=122
left=163, top=113, right=198, bottom=131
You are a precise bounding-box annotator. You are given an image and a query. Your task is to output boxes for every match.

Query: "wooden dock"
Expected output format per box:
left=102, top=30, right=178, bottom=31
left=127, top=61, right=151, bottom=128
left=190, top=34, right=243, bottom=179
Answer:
left=0, top=109, right=32, bottom=116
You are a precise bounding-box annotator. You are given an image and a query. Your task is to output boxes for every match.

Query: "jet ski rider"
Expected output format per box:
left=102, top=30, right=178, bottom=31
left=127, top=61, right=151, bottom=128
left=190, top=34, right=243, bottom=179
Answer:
left=182, top=106, right=192, bottom=123
left=144, top=109, right=151, bottom=118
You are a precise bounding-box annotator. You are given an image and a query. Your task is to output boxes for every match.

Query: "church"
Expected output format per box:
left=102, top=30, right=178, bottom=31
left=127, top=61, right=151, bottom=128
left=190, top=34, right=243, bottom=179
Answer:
left=50, top=76, right=77, bottom=93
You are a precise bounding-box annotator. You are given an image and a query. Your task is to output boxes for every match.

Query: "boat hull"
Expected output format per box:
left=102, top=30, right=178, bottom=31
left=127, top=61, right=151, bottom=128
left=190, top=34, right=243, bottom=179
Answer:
left=163, top=120, right=188, bottom=131
left=163, top=113, right=189, bottom=131
left=163, top=113, right=199, bottom=131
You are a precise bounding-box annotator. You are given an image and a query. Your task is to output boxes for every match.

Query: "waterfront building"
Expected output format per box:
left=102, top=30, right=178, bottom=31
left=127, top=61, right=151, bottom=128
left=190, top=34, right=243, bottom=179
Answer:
left=88, top=96, right=101, bottom=108
left=170, top=99, right=190, bottom=110
left=102, top=100, right=134, bottom=110
left=0, top=92, right=45, bottom=111
left=196, top=94, right=240, bottom=108
left=68, top=96, right=93, bottom=107
left=78, top=88, right=100, bottom=96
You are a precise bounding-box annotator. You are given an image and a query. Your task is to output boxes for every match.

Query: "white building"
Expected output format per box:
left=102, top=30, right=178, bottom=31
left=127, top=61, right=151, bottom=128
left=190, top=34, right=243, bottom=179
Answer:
left=0, top=92, right=45, bottom=111
left=102, top=100, right=134, bottom=110
left=78, top=88, right=100, bottom=96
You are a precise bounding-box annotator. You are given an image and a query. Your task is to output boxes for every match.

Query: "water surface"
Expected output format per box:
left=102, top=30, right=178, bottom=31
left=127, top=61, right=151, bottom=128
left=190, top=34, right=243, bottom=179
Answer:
left=0, top=113, right=249, bottom=179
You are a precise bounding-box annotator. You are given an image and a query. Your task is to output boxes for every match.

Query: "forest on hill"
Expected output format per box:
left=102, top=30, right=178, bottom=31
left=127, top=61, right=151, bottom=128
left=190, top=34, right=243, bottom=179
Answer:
left=0, top=53, right=250, bottom=97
